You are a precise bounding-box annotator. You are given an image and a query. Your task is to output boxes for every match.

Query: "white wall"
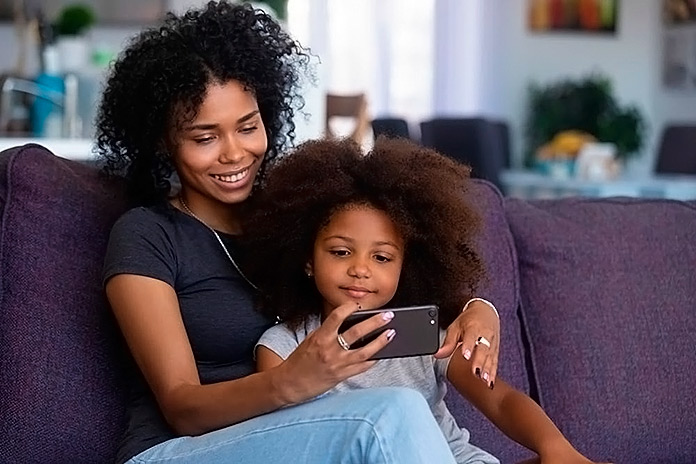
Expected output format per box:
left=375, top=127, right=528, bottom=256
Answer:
left=487, top=0, right=665, bottom=174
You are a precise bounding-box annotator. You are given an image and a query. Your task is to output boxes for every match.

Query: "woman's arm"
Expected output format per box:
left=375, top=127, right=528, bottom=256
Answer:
left=108, top=274, right=393, bottom=436
left=447, top=354, right=599, bottom=463
left=435, top=299, right=501, bottom=386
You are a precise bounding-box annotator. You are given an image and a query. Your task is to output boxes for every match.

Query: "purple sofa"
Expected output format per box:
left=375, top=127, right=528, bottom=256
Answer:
left=1, top=144, right=695, bottom=464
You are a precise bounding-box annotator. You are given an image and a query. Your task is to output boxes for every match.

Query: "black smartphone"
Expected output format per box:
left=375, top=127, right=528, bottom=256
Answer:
left=338, top=305, right=440, bottom=360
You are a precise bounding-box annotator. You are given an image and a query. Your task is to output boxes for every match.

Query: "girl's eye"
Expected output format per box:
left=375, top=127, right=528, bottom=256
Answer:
left=374, top=254, right=392, bottom=263
left=329, top=249, right=350, bottom=257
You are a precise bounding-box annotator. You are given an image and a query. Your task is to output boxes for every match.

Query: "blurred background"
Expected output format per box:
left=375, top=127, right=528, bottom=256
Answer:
left=0, top=0, right=695, bottom=198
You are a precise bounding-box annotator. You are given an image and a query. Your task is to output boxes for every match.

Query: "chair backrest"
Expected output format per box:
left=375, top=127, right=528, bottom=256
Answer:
left=371, top=117, right=411, bottom=140
left=490, top=119, right=511, bottom=168
left=420, top=117, right=506, bottom=189
left=655, top=124, right=696, bottom=175
left=325, top=93, right=370, bottom=143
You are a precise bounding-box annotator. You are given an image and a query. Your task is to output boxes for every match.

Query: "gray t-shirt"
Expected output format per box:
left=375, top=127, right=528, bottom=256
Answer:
left=256, top=315, right=499, bottom=464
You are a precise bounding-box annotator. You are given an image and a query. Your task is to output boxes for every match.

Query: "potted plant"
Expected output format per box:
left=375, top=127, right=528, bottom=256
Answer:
left=525, top=73, right=647, bottom=171
left=242, top=0, right=288, bottom=21
left=54, top=3, right=96, bottom=73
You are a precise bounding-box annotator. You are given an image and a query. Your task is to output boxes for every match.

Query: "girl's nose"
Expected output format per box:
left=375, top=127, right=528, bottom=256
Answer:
left=348, top=259, right=371, bottom=278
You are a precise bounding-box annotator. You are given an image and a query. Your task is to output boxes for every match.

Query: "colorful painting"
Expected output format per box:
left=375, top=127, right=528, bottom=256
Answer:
left=528, top=0, right=619, bottom=34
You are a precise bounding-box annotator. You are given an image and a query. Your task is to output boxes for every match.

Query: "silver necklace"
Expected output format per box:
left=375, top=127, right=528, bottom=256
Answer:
left=178, top=194, right=258, bottom=290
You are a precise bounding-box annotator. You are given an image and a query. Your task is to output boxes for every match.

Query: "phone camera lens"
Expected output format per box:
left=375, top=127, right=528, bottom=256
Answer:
left=430, top=319, right=436, bottom=325
left=428, top=310, right=436, bottom=317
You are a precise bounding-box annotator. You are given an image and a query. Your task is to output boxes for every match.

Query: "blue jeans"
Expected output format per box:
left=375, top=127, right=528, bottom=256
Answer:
left=127, top=387, right=456, bottom=463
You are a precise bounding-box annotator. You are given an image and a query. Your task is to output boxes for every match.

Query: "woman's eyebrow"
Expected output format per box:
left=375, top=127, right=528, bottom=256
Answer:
left=184, top=110, right=260, bottom=131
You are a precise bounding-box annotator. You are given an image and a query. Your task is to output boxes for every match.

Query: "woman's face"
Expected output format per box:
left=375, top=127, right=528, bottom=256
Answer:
left=309, top=204, right=405, bottom=316
left=170, top=80, right=268, bottom=217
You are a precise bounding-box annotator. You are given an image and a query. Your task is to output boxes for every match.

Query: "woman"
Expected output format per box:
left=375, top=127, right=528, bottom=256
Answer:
left=97, top=2, right=501, bottom=463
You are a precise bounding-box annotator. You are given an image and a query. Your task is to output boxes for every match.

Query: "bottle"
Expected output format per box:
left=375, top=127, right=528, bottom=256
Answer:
left=31, top=45, right=64, bottom=138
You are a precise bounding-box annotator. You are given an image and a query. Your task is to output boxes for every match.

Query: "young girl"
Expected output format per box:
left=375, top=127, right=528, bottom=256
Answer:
left=246, top=137, right=606, bottom=464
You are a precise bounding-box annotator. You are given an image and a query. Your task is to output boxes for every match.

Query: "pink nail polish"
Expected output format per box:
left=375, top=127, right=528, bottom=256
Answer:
left=382, top=311, right=394, bottom=321
left=463, top=349, right=472, bottom=360
left=483, top=372, right=489, bottom=382
left=386, top=329, right=396, bottom=341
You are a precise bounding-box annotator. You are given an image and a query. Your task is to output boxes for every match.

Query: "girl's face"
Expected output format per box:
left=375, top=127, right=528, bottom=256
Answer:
left=309, top=204, right=405, bottom=316
left=170, top=80, right=268, bottom=222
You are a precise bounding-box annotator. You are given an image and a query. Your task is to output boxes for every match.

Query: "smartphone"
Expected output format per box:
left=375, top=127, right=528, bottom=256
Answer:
left=338, top=305, right=440, bottom=360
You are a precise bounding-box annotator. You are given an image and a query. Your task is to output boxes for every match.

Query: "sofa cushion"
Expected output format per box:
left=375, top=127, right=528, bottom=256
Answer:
left=444, top=180, right=532, bottom=463
left=506, top=196, right=696, bottom=464
left=0, top=144, right=128, bottom=463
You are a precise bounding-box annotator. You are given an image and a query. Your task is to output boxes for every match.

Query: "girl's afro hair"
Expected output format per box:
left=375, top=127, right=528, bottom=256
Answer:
left=242, top=137, right=486, bottom=328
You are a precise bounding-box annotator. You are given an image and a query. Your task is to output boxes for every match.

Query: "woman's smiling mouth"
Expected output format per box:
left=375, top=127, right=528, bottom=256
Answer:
left=211, top=167, right=250, bottom=184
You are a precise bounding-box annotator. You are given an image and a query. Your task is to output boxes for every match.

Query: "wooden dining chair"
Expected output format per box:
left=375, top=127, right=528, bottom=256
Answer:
left=325, top=93, right=370, bottom=143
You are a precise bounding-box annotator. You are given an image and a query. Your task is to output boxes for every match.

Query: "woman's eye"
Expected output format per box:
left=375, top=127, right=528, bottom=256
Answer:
left=240, top=125, right=258, bottom=134
left=194, top=136, right=215, bottom=144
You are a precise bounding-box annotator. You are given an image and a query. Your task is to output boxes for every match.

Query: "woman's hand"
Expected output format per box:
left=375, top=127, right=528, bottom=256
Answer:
left=274, top=302, right=394, bottom=404
left=435, top=299, right=500, bottom=387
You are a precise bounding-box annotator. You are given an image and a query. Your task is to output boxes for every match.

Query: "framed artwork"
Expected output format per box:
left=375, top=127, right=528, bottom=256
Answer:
left=528, top=0, right=619, bottom=34
left=663, top=0, right=696, bottom=25
left=662, top=29, right=696, bottom=90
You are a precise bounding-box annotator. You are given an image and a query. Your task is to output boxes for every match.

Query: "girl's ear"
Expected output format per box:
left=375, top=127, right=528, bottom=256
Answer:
left=304, top=261, right=314, bottom=277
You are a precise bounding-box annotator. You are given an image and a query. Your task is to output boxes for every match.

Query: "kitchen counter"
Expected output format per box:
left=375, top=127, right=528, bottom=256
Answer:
left=0, top=138, right=96, bottom=161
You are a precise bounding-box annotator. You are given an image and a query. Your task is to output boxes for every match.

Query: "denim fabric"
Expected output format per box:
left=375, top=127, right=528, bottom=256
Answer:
left=127, top=388, right=458, bottom=464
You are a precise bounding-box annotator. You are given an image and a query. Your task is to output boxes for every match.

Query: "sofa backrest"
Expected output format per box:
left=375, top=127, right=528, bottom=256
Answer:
left=0, top=144, right=128, bottom=463
left=444, top=179, right=532, bottom=463
left=506, top=196, right=696, bottom=464
left=0, top=144, right=535, bottom=462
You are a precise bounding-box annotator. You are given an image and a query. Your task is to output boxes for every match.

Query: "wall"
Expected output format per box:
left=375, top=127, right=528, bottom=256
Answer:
left=483, top=0, right=667, bottom=174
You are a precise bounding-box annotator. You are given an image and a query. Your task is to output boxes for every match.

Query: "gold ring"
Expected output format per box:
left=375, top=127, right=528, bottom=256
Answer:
left=337, top=333, right=351, bottom=351
left=475, top=336, right=491, bottom=348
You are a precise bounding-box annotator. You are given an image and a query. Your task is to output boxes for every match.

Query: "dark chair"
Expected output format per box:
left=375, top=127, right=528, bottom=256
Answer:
left=654, top=124, right=696, bottom=175
left=490, top=119, right=511, bottom=168
left=420, top=117, right=507, bottom=189
left=371, top=117, right=411, bottom=140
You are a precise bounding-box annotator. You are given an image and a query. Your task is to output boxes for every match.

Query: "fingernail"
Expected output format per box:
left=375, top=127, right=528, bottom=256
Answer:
left=489, top=381, right=495, bottom=390
left=382, top=311, right=394, bottom=321
left=463, top=349, right=472, bottom=360
left=475, top=368, right=481, bottom=378
left=483, top=372, right=489, bottom=382
left=386, top=329, right=396, bottom=341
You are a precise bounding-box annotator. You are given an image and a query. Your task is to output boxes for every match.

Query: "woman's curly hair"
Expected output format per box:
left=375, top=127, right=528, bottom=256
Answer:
left=242, top=137, right=486, bottom=328
left=95, top=1, right=311, bottom=205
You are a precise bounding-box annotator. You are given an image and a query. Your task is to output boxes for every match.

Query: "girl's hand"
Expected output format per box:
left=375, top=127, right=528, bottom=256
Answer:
left=435, top=299, right=500, bottom=387
left=274, top=302, right=394, bottom=404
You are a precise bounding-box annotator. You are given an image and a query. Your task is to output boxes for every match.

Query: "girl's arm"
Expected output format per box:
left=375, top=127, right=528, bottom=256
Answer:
left=256, top=346, right=284, bottom=370
left=107, top=275, right=392, bottom=436
left=447, top=354, right=599, bottom=463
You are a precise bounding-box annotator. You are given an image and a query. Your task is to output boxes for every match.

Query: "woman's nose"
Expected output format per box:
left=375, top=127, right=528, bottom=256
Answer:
left=219, top=134, right=245, bottom=163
